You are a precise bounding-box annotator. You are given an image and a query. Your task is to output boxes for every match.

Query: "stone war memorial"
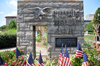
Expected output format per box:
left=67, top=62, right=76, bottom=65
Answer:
left=17, top=0, right=84, bottom=58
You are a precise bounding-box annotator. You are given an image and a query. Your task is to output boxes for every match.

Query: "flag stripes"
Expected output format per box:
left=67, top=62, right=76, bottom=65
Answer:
left=26, top=62, right=35, bottom=66
left=75, top=43, right=84, bottom=57
left=58, top=53, right=63, bottom=65
left=82, top=62, right=88, bottom=66
left=62, top=57, right=71, bottom=66
left=38, top=63, right=44, bottom=66
left=75, top=50, right=84, bottom=57
left=21, top=61, right=26, bottom=66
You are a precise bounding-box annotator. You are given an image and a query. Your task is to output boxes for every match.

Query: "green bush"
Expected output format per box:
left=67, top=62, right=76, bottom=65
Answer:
left=0, top=34, right=16, bottom=49
left=0, top=25, right=7, bottom=30
left=88, top=31, right=94, bottom=34
left=36, top=34, right=41, bottom=42
left=41, top=40, right=47, bottom=46
left=85, top=22, right=95, bottom=32
left=8, top=20, right=17, bottom=29
left=71, top=56, right=82, bottom=66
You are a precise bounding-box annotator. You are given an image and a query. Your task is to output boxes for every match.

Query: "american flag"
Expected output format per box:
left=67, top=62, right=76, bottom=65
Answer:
left=16, top=47, right=21, bottom=59
left=62, top=48, right=71, bottom=66
left=58, top=45, right=63, bottom=65
left=38, top=52, right=44, bottom=66
left=82, top=52, right=88, bottom=66
left=0, top=57, right=7, bottom=66
left=16, top=47, right=21, bottom=66
left=75, top=43, right=84, bottom=57
left=26, top=53, right=35, bottom=66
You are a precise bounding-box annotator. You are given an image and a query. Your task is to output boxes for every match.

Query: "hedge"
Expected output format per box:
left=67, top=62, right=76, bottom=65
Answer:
left=0, top=34, right=16, bottom=49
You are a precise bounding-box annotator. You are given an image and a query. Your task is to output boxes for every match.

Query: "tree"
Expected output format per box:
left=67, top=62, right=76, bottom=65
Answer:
left=85, top=22, right=94, bottom=32
left=8, top=20, right=17, bottom=29
left=93, top=8, right=100, bottom=25
left=0, top=25, right=7, bottom=30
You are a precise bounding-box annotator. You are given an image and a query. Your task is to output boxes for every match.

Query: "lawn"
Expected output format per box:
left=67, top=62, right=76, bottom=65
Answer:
left=84, top=35, right=95, bottom=41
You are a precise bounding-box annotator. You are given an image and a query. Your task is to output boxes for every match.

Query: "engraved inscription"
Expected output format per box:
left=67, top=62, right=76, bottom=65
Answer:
left=55, top=38, right=77, bottom=47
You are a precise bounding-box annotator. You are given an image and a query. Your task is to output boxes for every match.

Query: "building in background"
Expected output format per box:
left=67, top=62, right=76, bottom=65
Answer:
left=84, top=14, right=94, bottom=29
left=85, top=14, right=94, bottom=20
left=5, top=16, right=17, bottom=26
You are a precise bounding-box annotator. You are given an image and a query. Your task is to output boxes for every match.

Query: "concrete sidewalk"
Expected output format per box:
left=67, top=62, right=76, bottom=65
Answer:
left=0, top=47, right=16, bottom=52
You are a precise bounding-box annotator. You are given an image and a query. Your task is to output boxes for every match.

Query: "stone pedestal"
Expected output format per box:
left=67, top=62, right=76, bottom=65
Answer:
left=17, top=0, right=84, bottom=58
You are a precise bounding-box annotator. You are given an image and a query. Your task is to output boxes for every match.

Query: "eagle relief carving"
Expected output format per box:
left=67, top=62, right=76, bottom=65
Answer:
left=28, top=7, right=52, bottom=20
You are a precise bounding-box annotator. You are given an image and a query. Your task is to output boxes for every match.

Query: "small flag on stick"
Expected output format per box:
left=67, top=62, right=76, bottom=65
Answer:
left=62, top=47, right=71, bottom=66
left=16, top=47, right=21, bottom=59
left=58, top=44, right=63, bottom=65
left=16, top=47, right=21, bottom=66
left=0, top=57, right=7, bottom=66
left=75, top=43, right=84, bottom=57
left=38, top=51, right=44, bottom=66
left=26, top=53, right=35, bottom=66
left=82, top=52, right=88, bottom=66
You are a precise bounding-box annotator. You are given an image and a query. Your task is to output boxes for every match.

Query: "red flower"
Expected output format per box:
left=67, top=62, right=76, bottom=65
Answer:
left=21, top=58, right=23, bottom=60
left=12, top=61, right=15, bottom=65
left=21, top=50, right=23, bottom=52
left=22, top=56, right=25, bottom=58
left=14, top=49, right=16, bottom=51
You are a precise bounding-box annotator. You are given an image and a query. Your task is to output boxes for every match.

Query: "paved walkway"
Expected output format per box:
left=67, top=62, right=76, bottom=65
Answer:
left=0, top=47, right=16, bottom=52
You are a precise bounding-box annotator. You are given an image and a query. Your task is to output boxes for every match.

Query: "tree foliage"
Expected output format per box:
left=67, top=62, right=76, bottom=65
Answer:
left=93, top=8, right=100, bottom=25
left=8, top=20, right=17, bottom=29
left=0, top=25, right=7, bottom=30
left=85, top=22, right=94, bottom=31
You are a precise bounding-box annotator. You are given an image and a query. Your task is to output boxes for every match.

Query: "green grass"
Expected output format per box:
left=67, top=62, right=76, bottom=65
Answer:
left=36, top=52, right=40, bottom=54
left=0, top=29, right=17, bottom=35
left=84, top=35, right=95, bottom=41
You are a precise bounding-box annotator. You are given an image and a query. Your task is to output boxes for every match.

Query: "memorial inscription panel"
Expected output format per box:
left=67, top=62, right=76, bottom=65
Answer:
left=55, top=38, right=77, bottom=47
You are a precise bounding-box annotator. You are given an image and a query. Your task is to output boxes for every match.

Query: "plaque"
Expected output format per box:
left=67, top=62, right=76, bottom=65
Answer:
left=55, top=38, right=77, bottom=47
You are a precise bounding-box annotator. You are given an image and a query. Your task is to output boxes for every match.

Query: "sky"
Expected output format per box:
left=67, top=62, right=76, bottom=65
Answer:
left=0, top=0, right=100, bottom=27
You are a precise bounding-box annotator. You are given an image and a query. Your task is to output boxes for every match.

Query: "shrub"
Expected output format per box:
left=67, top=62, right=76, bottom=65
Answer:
left=8, top=20, right=17, bottom=29
left=85, top=22, right=95, bottom=32
left=41, top=40, right=47, bottom=46
left=0, top=25, right=7, bottom=30
left=0, top=34, right=16, bottom=49
left=36, top=34, right=41, bottom=42
left=71, top=56, right=82, bottom=66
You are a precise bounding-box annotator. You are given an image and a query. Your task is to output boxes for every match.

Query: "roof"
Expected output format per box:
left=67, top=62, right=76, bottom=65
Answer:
left=18, top=0, right=83, bottom=2
left=5, top=16, right=17, bottom=18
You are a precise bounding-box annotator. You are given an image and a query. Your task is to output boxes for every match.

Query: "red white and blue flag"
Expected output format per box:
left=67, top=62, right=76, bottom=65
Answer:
left=38, top=52, right=44, bottom=66
left=82, top=52, right=88, bottom=66
left=62, top=48, right=71, bottom=66
left=16, top=47, right=22, bottom=66
left=58, top=45, right=63, bottom=66
left=16, top=47, right=21, bottom=60
left=75, top=43, right=84, bottom=57
left=0, top=57, right=7, bottom=66
left=26, top=53, right=35, bottom=66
